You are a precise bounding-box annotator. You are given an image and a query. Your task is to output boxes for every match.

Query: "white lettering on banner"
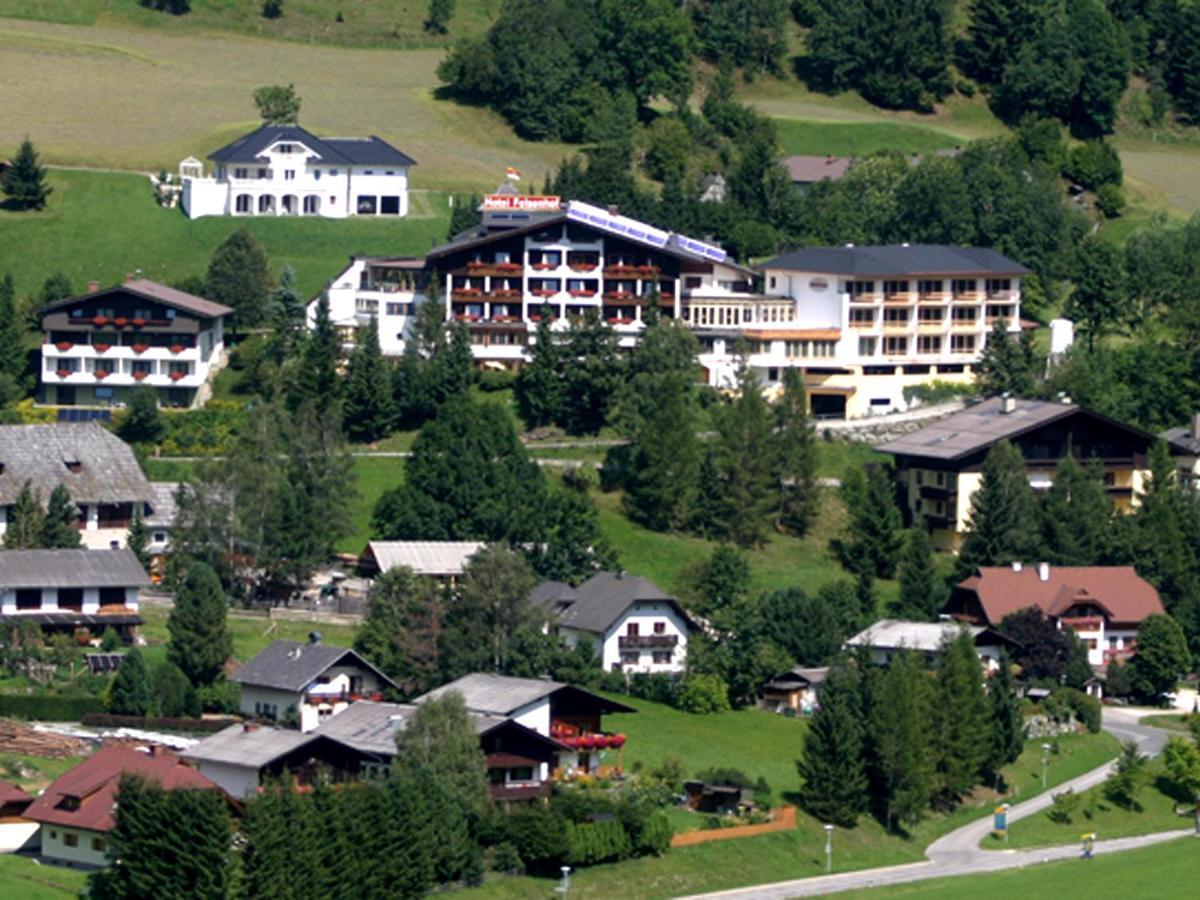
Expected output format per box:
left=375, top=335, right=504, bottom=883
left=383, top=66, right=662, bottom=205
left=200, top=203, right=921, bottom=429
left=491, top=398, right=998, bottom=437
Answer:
left=482, top=194, right=561, bottom=211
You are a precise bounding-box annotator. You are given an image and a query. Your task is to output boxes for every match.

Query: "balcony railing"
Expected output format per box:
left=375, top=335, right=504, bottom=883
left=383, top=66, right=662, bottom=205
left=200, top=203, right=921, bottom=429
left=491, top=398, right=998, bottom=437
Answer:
left=303, top=691, right=385, bottom=706
left=849, top=293, right=882, bottom=303
left=618, top=634, right=679, bottom=649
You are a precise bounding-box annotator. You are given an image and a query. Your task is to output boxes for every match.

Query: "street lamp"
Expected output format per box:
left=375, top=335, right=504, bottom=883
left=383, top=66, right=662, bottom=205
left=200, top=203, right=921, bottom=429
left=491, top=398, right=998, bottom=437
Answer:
left=1041, top=742, right=1051, bottom=789
left=824, top=823, right=834, bottom=873
left=555, top=866, right=572, bottom=898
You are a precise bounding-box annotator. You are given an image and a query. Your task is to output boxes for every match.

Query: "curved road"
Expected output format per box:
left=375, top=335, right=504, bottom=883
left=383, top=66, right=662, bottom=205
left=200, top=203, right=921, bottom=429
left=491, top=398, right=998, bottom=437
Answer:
left=682, top=710, right=1190, bottom=899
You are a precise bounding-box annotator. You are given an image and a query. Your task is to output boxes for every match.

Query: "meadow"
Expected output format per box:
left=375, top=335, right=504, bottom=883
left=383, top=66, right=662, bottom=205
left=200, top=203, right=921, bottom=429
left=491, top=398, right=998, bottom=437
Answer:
left=0, top=855, right=88, bottom=900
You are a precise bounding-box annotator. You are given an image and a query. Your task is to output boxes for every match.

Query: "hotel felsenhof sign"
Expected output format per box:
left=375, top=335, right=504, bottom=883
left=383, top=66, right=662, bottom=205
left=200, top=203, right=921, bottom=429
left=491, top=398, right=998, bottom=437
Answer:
left=481, top=194, right=562, bottom=211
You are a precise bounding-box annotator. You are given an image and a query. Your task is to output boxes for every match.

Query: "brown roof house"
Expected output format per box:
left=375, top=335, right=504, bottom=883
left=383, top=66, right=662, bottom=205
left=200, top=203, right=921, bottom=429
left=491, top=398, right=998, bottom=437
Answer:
left=24, top=744, right=222, bottom=868
left=946, top=562, right=1166, bottom=668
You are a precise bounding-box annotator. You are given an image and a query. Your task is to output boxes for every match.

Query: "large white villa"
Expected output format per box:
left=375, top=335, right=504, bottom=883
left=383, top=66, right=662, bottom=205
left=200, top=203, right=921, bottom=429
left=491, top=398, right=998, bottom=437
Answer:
left=180, top=124, right=415, bottom=220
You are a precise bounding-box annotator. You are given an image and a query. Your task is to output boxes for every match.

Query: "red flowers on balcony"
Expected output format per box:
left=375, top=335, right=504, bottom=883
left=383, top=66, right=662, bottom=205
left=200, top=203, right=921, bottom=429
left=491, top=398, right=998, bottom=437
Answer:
left=169, top=371, right=186, bottom=382
left=569, top=289, right=596, bottom=298
left=94, top=343, right=111, bottom=353
left=559, top=733, right=626, bottom=750
left=92, top=315, right=109, bottom=326
left=532, top=263, right=557, bottom=271
left=56, top=369, right=72, bottom=379
left=114, top=317, right=129, bottom=327
left=94, top=369, right=111, bottom=380
left=55, top=341, right=73, bottom=352
left=132, top=344, right=149, bottom=354
left=133, top=371, right=148, bottom=381
left=569, top=262, right=597, bottom=273
left=169, top=344, right=185, bottom=354
left=131, top=318, right=147, bottom=327
left=531, top=289, right=556, bottom=298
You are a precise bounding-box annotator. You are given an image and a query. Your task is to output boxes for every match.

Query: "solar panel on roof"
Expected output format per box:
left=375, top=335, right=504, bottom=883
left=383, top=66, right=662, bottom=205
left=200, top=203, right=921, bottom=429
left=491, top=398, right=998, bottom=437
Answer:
left=57, top=409, right=112, bottom=423
left=85, top=652, right=125, bottom=675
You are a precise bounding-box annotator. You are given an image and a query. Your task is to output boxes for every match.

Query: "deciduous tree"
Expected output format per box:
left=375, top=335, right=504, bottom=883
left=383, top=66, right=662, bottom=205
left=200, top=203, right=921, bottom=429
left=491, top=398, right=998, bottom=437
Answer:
left=1131, top=613, right=1191, bottom=698
left=204, top=228, right=272, bottom=330
left=393, top=692, right=489, bottom=819
left=355, top=566, right=447, bottom=695
left=253, top=83, right=301, bottom=124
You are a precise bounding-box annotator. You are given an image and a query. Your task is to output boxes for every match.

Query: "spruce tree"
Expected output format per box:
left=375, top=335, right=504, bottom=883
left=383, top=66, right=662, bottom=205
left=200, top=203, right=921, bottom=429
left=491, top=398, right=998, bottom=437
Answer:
left=976, top=318, right=1037, bottom=397
left=343, top=315, right=396, bottom=443
left=775, top=367, right=819, bottom=536
left=110, top=648, right=154, bottom=716
left=296, top=292, right=341, bottom=416
left=116, top=387, right=165, bottom=446
left=623, top=372, right=700, bottom=531
left=932, top=631, right=991, bottom=806
left=797, top=665, right=869, bottom=826
left=3, top=481, right=43, bottom=549
left=532, top=476, right=619, bottom=584
left=955, top=440, right=1042, bottom=580
left=893, top=525, right=945, bottom=620
left=126, top=505, right=151, bottom=569
left=715, top=358, right=776, bottom=547
left=0, top=273, right=25, bottom=400
left=204, top=227, right=272, bottom=330
left=832, top=464, right=903, bottom=579
left=41, top=484, right=81, bottom=548
left=690, top=447, right=725, bottom=538
left=1173, top=3, right=1200, bottom=123
left=561, top=312, right=622, bottom=435
left=868, top=650, right=935, bottom=830
left=1040, top=456, right=1110, bottom=565
left=987, top=650, right=1025, bottom=776
left=514, top=310, right=563, bottom=429
left=1132, top=440, right=1194, bottom=604
left=166, top=562, right=232, bottom=687
left=1, top=138, right=52, bottom=210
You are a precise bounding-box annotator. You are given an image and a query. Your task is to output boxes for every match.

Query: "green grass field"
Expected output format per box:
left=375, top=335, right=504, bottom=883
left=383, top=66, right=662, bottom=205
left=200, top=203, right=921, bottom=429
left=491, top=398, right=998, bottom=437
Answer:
left=0, top=855, right=88, bottom=900
left=0, top=169, right=449, bottom=299
left=844, top=835, right=1200, bottom=899
left=0, top=753, right=83, bottom=792
left=773, top=119, right=966, bottom=158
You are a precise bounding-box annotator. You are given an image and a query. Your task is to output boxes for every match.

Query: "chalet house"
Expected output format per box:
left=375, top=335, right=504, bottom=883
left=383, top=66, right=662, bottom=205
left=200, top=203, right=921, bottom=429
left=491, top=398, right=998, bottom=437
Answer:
left=781, top=154, right=853, bottom=188
left=531, top=572, right=693, bottom=674
left=229, top=636, right=397, bottom=732
left=845, top=619, right=1015, bottom=673
left=24, top=744, right=221, bottom=867
left=358, top=540, right=485, bottom=583
left=759, top=666, right=828, bottom=715
left=1161, top=411, right=1200, bottom=488
left=181, top=124, right=415, bottom=220
left=878, top=397, right=1179, bottom=549
left=0, top=549, right=147, bottom=644
left=39, top=279, right=232, bottom=409
left=946, top=563, right=1166, bottom=668
left=417, top=673, right=634, bottom=777
left=0, top=423, right=160, bottom=550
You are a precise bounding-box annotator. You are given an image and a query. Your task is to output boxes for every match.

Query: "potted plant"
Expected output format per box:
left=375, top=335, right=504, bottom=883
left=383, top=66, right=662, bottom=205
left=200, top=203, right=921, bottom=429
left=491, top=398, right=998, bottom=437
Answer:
left=94, top=369, right=111, bottom=379
left=114, top=317, right=128, bottom=327
left=131, top=317, right=147, bottom=327
left=55, top=341, right=73, bottom=352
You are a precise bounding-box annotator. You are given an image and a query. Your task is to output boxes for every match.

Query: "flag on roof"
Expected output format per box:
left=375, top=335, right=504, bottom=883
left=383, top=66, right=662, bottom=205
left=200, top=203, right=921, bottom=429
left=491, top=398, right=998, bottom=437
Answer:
left=505, top=166, right=521, bottom=181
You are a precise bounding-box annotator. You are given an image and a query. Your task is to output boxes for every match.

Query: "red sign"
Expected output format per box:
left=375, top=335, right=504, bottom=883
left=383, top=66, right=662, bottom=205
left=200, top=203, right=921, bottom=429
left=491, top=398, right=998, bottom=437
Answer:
left=482, top=194, right=561, bottom=211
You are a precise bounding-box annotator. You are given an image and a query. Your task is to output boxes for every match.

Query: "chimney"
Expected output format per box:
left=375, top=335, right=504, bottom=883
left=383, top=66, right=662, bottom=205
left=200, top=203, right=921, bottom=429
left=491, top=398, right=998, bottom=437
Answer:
left=826, top=154, right=834, bottom=163
left=87, top=280, right=100, bottom=294
left=1037, top=562, right=1050, bottom=582
left=1011, top=561, right=1023, bottom=572
left=243, top=723, right=259, bottom=733
left=1000, top=393, right=1016, bottom=414
left=124, top=272, right=135, bottom=283
left=308, top=631, right=323, bottom=645
left=1193, top=410, right=1200, bottom=440
left=607, top=205, right=619, bottom=216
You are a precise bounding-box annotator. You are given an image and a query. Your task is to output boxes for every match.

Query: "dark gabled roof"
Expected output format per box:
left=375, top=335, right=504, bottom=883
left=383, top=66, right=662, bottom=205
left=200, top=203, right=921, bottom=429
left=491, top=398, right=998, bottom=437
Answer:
left=0, top=549, right=150, bottom=590
left=229, top=640, right=397, bottom=693
left=876, top=398, right=1162, bottom=463
left=760, top=244, right=1029, bottom=277
left=552, top=572, right=693, bottom=635
left=1161, top=423, right=1200, bottom=455
left=40, top=278, right=232, bottom=320
left=207, top=124, right=415, bottom=168
left=0, top=423, right=154, bottom=506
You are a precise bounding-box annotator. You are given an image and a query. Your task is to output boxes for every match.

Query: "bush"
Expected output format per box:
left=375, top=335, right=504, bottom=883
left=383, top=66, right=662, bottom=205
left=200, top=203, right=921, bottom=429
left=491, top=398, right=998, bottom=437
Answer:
left=80, top=713, right=230, bottom=733
left=625, top=672, right=681, bottom=707
left=1096, top=183, right=1124, bottom=218
left=565, top=819, right=632, bottom=866
left=1064, top=141, right=1122, bottom=190
left=677, top=673, right=731, bottom=714
left=196, top=680, right=240, bottom=714
left=1056, top=687, right=1101, bottom=733
left=489, top=842, right=523, bottom=874
left=1047, top=788, right=1080, bottom=824
left=477, top=369, right=515, bottom=392
left=634, top=811, right=672, bottom=855
left=0, top=694, right=103, bottom=720
left=501, top=807, right=570, bottom=874
left=902, top=380, right=976, bottom=406
left=159, top=400, right=248, bottom=455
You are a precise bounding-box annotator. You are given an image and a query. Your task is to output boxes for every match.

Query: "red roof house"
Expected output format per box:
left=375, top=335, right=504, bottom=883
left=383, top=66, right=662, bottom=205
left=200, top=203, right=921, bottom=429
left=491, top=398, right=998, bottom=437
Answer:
left=24, top=744, right=222, bottom=867
left=0, top=780, right=33, bottom=818
left=945, top=562, right=1166, bottom=667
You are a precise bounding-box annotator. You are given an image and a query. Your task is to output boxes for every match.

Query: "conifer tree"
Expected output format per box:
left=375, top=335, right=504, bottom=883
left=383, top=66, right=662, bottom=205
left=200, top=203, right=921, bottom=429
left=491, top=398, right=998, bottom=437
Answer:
left=1131, top=440, right=1195, bottom=604
left=110, top=648, right=153, bottom=716
left=955, top=440, right=1042, bottom=579
left=561, top=312, right=622, bottom=435
left=797, top=665, right=869, bottom=826
left=167, top=562, right=232, bottom=687
left=343, top=315, right=396, bottom=443
left=204, top=227, right=272, bottom=329
left=531, top=475, right=619, bottom=584
left=623, top=372, right=700, bottom=531
left=1, top=138, right=52, bottom=210
left=987, top=650, right=1025, bottom=776
left=3, top=481, right=43, bottom=549
left=715, top=358, right=776, bottom=547
left=832, top=464, right=903, bottom=578
left=296, top=292, right=341, bottom=416
left=151, top=660, right=197, bottom=717
left=932, top=631, right=991, bottom=806
left=514, top=310, right=564, bottom=429
left=893, top=524, right=945, bottom=621
left=126, top=505, right=151, bottom=570
left=690, top=447, right=724, bottom=538
left=976, top=318, right=1038, bottom=397
left=41, top=484, right=81, bottom=548
left=868, top=650, right=935, bottom=830
left=0, top=273, right=25, bottom=402
left=1040, top=456, right=1111, bottom=565
left=775, top=367, right=819, bottom=536
left=117, top=387, right=165, bottom=446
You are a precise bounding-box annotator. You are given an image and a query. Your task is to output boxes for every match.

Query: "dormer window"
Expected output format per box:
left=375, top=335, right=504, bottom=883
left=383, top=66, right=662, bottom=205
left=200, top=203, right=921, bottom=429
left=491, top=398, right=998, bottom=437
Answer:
left=64, top=460, right=82, bottom=473
left=57, top=795, right=81, bottom=811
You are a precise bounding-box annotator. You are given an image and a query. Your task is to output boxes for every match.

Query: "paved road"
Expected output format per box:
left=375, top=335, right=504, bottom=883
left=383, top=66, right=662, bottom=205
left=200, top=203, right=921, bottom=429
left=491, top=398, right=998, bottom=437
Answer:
left=680, top=710, right=1187, bottom=900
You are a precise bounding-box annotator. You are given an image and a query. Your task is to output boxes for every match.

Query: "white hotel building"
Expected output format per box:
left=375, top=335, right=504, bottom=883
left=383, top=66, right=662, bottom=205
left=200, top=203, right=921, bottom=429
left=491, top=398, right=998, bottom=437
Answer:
left=314, top=196, right=1027, bottom=418
left=181, top=124, right=414, bottom=219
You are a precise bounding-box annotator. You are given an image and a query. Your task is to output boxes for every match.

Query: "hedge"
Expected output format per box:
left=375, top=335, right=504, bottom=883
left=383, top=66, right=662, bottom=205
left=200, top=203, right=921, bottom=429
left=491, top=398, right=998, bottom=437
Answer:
left=0, top=694, right=104, bottom=720
left=81, top=713, right=233, bottom=733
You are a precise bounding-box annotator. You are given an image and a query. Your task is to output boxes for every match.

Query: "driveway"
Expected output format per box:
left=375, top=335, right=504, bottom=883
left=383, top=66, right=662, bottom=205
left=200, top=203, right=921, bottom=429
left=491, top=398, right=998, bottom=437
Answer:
left=679, top=710, right=1188, bottom=899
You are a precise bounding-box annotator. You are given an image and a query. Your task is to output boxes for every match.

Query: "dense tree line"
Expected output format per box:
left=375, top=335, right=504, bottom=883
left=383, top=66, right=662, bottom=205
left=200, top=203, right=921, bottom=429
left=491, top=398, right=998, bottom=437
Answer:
left=798, top=635, right=1023, bottom=830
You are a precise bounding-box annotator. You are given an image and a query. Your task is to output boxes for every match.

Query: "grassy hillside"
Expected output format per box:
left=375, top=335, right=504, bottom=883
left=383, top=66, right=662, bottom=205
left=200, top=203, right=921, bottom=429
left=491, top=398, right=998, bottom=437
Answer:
left=0, top=855, right=87, bottom=900
left=0, top=168, right=449, bottom=298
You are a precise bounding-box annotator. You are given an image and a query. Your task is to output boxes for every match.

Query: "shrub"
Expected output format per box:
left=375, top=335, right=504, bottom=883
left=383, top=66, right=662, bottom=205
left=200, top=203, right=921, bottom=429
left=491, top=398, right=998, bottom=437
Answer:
left=902, top=380, right=976, bottom=406
left=1056, top=687, right=1101, bottom=733
left=477, top=369, right=515, bottom=392
left=501, top=807, right=570, bottom=874
left=159, top=400, right=248, bottom=455
left=1096, top=183, right=1124, bottom=218
left=0, top=694, right=103, bottom=720
left=489, top=842, right=523, bottom=874
left=625, top=672, right=682, bottom=707
left=565, top=819, right=631, bottom=866
left=677, top=673, right=731, bottom=714
left=1047, top=788, right=1080, bottom=824
left=195, top=680, right=240, bottom=714
left=1064, top=141, right=1123, bottom=190
left=634, top=812, right=672, bottom=855
left=80, top=713, right=230, bottom=733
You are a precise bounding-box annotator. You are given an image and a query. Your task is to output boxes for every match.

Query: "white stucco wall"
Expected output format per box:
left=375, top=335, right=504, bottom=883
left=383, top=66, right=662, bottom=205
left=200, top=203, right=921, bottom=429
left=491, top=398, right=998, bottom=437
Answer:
left=190, top=759, right=261, bottom=800
left=508, top=698, right=551, bottom=737
left=599, top=602, right=690, bottom=674
left=40, top=825, right=109, bottom=867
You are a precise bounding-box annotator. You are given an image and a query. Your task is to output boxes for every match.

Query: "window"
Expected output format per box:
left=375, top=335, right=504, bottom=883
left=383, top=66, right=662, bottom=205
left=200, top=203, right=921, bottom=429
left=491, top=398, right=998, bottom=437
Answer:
left=63, top=833, right=78, bottom=848
left=684, top=276, right=702, bottom=289
left=652, top=652, right=672, bottom=665
left=883, top=336, right=908, bottom=355
left=653, top=622, right=666, bottom=635
left=313, top=169, right=321, bottom=180
left=769, top=276, right=777, bottom=289
left=951, top=306, right=978, bottom=322
left=233, top=168, right=248, bottom=179
left=95, top=387, right=113, bottom=399
left=153, top=531, right=166, bottom=543
left=915, top=470, right=925, bottom=486
left=277, top=143, right=294, bottom=153
left=952, top=278, right=976, bottom=295
left=918, top=335, right=942, bottom=354
left=626, top=623, right=639, bottom=637
left=16, top=589, right=41, bottom=611
left=849, top=308, right=875, bottom=324
left=883, top=280, right=910, bottom=294
left=858, top=337, right=877, bottom=357
left=380, top=196, right=401, bottom=215
left=509, top=766, right=534, bottom=782
left=986, top=304, right=1013, bottom=320
left=385, top=170, right=396, bottom=176
left=302, top=195, right=319, bottom=214
left=284, top=170, right=295, bottom=181
left=785, top=340, right=835, bottom=358
left=936, top=472, right=946, bottom=486
left=986, top=278, right=1012, bottom=295
left=767, top=367, right=779, bottom=382
left=92, top=837, right=107, bottom=852
left=385, top=302, right=411, bottom=316
left=917, top=307, right=944, bottom=322
left=357, top=196, right=377, bottom=214
left=951, top=335, right=977, bottom=353
left=883, top=308, right=909, bottom=324
left=235, top=194, right=251, bottom=213
left=257, top=168, right=268, bottom=179
left=257, top=195, right=273, bottom=213
left=58, top=588, right=83, bottom=611
left=330, top=169, right=339, bottom=176
left=918, top=279, right=942, bottom=294
left=621, top=652, right=639, bottom=666
left=364, top=170, right=375, bottom=175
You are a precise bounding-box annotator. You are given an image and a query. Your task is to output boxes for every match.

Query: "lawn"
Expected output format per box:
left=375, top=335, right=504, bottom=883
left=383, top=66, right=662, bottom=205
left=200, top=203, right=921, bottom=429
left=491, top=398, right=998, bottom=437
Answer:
left=462, top=724, right=1120, bottom=899
left=342, top=456, right=406, bottom=553
left=773, top=118, right=966, bottom=158
left=0, top=169, right=449, bottom=299
left=984, top=757, right=1194, bottom=850
left=0, top=855, right=88, bottom=900
left=136, top=603, right=360, bottom=671
left=0, top=753, right=83, bottom=792
left=844, top=834, right=1199, bottom=899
